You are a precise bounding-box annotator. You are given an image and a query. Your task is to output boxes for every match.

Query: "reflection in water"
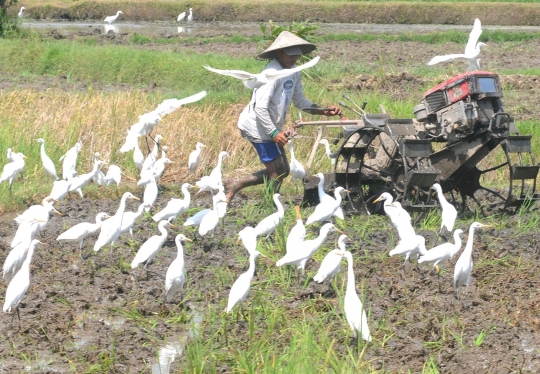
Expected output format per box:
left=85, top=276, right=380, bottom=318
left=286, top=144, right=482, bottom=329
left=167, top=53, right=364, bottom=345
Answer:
left=177, top=26, right=184, bottom=34
left=151, top=305, right=203, bottom=374
left=104, top=24, right=119, bottom=34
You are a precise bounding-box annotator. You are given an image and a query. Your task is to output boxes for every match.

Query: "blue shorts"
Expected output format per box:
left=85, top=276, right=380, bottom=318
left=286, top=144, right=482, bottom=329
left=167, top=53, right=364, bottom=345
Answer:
left=251, top=141, right=284, bottom=163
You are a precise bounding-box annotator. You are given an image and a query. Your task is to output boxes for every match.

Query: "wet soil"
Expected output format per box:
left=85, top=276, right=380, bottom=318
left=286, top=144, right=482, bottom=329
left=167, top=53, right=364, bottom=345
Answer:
left=1, top=186, right=540, bottom=372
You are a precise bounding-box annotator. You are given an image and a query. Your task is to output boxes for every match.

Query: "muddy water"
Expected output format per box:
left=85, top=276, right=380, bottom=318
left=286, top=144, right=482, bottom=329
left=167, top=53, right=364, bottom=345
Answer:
left=21, top=20, right=540, bottom=37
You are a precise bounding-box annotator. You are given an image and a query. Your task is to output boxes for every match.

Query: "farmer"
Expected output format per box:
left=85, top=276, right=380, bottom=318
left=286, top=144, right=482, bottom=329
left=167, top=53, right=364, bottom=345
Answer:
left=225, top=31, right=342, bottom=203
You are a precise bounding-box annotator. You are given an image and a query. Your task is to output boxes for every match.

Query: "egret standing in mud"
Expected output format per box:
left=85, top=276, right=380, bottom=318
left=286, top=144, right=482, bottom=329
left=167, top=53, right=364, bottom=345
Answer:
left=454, top=222, right=490, bottom=305
left=3, top=240, right=42, bottom=321
left=313, top=234, right=349, bottom=287
left=254, top=193, right=284, bottom=239
left=225, top=251, right=264, bottom=318
left=131, top=220, right=176, bottom=271
left=104, top=10, right=123, bottom=24
left=432, top=183, right=458, bottom=236
left=94, top=192, right=140, bottom=258
left=165, top=234, right=192, bottom=302
left=188, top=142, right=205, bottom=175
left=57, top=212, right=111, bottom=259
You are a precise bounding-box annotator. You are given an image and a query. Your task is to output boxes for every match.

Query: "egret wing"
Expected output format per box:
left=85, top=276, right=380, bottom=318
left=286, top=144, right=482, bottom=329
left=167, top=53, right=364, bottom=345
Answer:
left=203, top=66, right=256, bottom=80
left=465, top=18, right=482, bottom=56
left=427, top=53, right=467, bottom=65
left=265, top=56, right=320, bottom=80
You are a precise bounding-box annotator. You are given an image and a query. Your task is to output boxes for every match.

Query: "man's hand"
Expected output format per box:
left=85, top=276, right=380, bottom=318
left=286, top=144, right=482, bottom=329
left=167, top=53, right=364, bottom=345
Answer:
left=272, top=132, right=289, bottom=147
left=320, top=105, right=342, bottom=117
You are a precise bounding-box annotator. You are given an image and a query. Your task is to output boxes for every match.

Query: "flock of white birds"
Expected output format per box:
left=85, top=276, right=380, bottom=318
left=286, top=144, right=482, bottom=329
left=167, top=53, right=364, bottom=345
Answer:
left=2, top=15, right=490, bottom=344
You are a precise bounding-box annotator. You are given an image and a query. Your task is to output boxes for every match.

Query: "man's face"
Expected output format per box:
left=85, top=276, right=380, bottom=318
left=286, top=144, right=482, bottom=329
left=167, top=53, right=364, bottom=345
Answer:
left=275, top=50, right=300, bottom=69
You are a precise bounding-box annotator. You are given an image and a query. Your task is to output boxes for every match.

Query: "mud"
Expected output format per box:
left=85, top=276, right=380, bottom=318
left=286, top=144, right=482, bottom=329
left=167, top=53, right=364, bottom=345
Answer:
left=1, top=186, right=540, bottom=372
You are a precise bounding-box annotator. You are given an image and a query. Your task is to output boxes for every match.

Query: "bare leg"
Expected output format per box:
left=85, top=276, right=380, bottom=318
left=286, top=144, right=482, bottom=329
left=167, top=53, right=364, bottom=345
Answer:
left=225, top=153, right=289, bottom=204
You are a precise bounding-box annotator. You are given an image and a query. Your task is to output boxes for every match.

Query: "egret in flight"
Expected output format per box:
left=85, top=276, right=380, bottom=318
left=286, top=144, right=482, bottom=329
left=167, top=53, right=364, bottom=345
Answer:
left=427, top=18, right=486, bottom=71
left=203, top=56, right=320, bottom=90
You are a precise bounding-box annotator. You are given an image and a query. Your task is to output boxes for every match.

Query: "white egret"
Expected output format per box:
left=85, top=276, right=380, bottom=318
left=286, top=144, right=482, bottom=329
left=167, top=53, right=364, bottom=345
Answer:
left=133, top=141, right=144, bottom=171
left=152, top=183, right=195, bottom=222
left=198, top=196, right=223, bottom=237
left=418, top=229, right=463, bottom=274
left=196, top=151, right=229, bottom=194
left=454, top=222, right=490, bottom=302
left=389, top=234, right=428, bottom=265
left=0, top=152, right=26, bottom=194
left=17, top=6, right=25, bottom=19
left=213, top=184, right=227, bottom=221
left=6, top=148, right=14, bottom=162
left=94, top=192, right=140, bottom=255
left=288, top=141, right=305, bottom=193
left=314, top=172, right=343, bottom=219
left=4, top=229, right=41, bottom=280
left=14, top=196, right=58, bottom=226
left=342, top=251, right=372, bottom=344
left=318, top=139, right=336, bottom=165
left=177, top=11, right=186, bottom=22
left=12, top=198, right=61, bottom=248
left=432, top=183, right=458, bottom=234
left=92, top=152, right=106, bottom=186
left=68, top=160, right=105, bottom=198
left=204, top=56, right=320, bottom=90
left=374, top=193, right=415, bottom=240
left=165, top=234, right=192, bottom=302
left=105, top=165, right=122, bottom=187
left=57, top=212, right=111, bottom=258
left=59, top=139, right=81, bottom=180
left=188, top=142, right=205, bottom=175
left=49, top=179, right=72, bottom=201
left=187, top=8, right=193, bottom=23
left=313, top=234, right=349, bottom=284
left=143, top=176, right=158, bottom=212
left=276, top=223, right=342, bottom=270
left=305, top=187, right=347, bottom=225
left=286, top=205, right=306, bottom=254
left=140, top=135, right=163, bottom=174
left=120, top=202, right=150, bottom=236
left=183, top=209, right=211, bottom=228
left=225, top=251, right=263, bottom=316
left=3, top=240, right=42, bottom=320
left=131, top=220, right=176, bottom=270
left=151, top=157, right=173, bottom=181
left=104, top=10, right=123, bottom=24
left=427, top=18, right=486, bottom=71
left=237, top=226, right=257, bottom=256
left=254, top=193, right=284, bottom=238
left=121, top=92, right=207, bottom=142
left=36, top=138, right=58, bottom=181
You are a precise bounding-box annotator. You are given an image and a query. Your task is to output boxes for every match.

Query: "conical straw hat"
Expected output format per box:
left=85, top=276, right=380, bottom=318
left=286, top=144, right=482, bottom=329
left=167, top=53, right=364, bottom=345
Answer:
left=257, top=31, right=316, bottom=60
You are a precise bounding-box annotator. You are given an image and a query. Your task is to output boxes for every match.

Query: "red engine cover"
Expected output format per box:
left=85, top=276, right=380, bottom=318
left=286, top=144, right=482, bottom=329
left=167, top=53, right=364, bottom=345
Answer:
left=423, top=71, right=495, bottom=100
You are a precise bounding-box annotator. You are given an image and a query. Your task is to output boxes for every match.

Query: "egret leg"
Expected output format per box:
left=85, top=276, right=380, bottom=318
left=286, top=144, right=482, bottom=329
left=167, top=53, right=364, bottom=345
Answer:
left=79, top=239, right=84, bottom=260
left=352, top=335, right=359, bottom=348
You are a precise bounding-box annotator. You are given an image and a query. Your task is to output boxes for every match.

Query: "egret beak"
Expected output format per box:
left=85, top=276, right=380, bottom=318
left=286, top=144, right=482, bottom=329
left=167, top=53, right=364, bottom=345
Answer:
left=385, top=204, right=394, bottom=207
left=344, top=189, right=350, bottom=193
left=435, top=264, right=440, bottom=273
left=37, top=241, right=46, bottom=245
left=132, top=196, right=141, bottom=201
left=168, top=224, right=178, bottom=228
left=373, top=197, right=382, bottom=203
left=335, top=228, right=344, bottom=234
left=236, top=237, right=241, bottom=245
left=481, top=224, right=491, bottom=228
left=259, top=253, right=268, bottom=259
left=334, top=250, right=346, bottom=256
left=184, top=237, right=193, bottom=243
left=53, top=208, right=63, bottom=216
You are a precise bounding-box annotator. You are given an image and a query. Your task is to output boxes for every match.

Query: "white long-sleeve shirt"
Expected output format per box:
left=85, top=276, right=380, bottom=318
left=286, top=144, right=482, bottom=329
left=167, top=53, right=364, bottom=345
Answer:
left=237, top=59, right=314, bottom=143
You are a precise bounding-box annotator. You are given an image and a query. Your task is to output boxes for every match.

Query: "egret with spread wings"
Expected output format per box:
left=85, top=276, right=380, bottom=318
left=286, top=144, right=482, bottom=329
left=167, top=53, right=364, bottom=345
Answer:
left=427, top=19, right=487, bottom=71
left=203, top=56, right=320, bottom=90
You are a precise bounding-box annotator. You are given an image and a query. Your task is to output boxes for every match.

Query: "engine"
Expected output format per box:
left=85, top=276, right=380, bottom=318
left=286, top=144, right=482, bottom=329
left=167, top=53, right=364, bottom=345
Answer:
left=413, top=71, right=506, bottom=143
